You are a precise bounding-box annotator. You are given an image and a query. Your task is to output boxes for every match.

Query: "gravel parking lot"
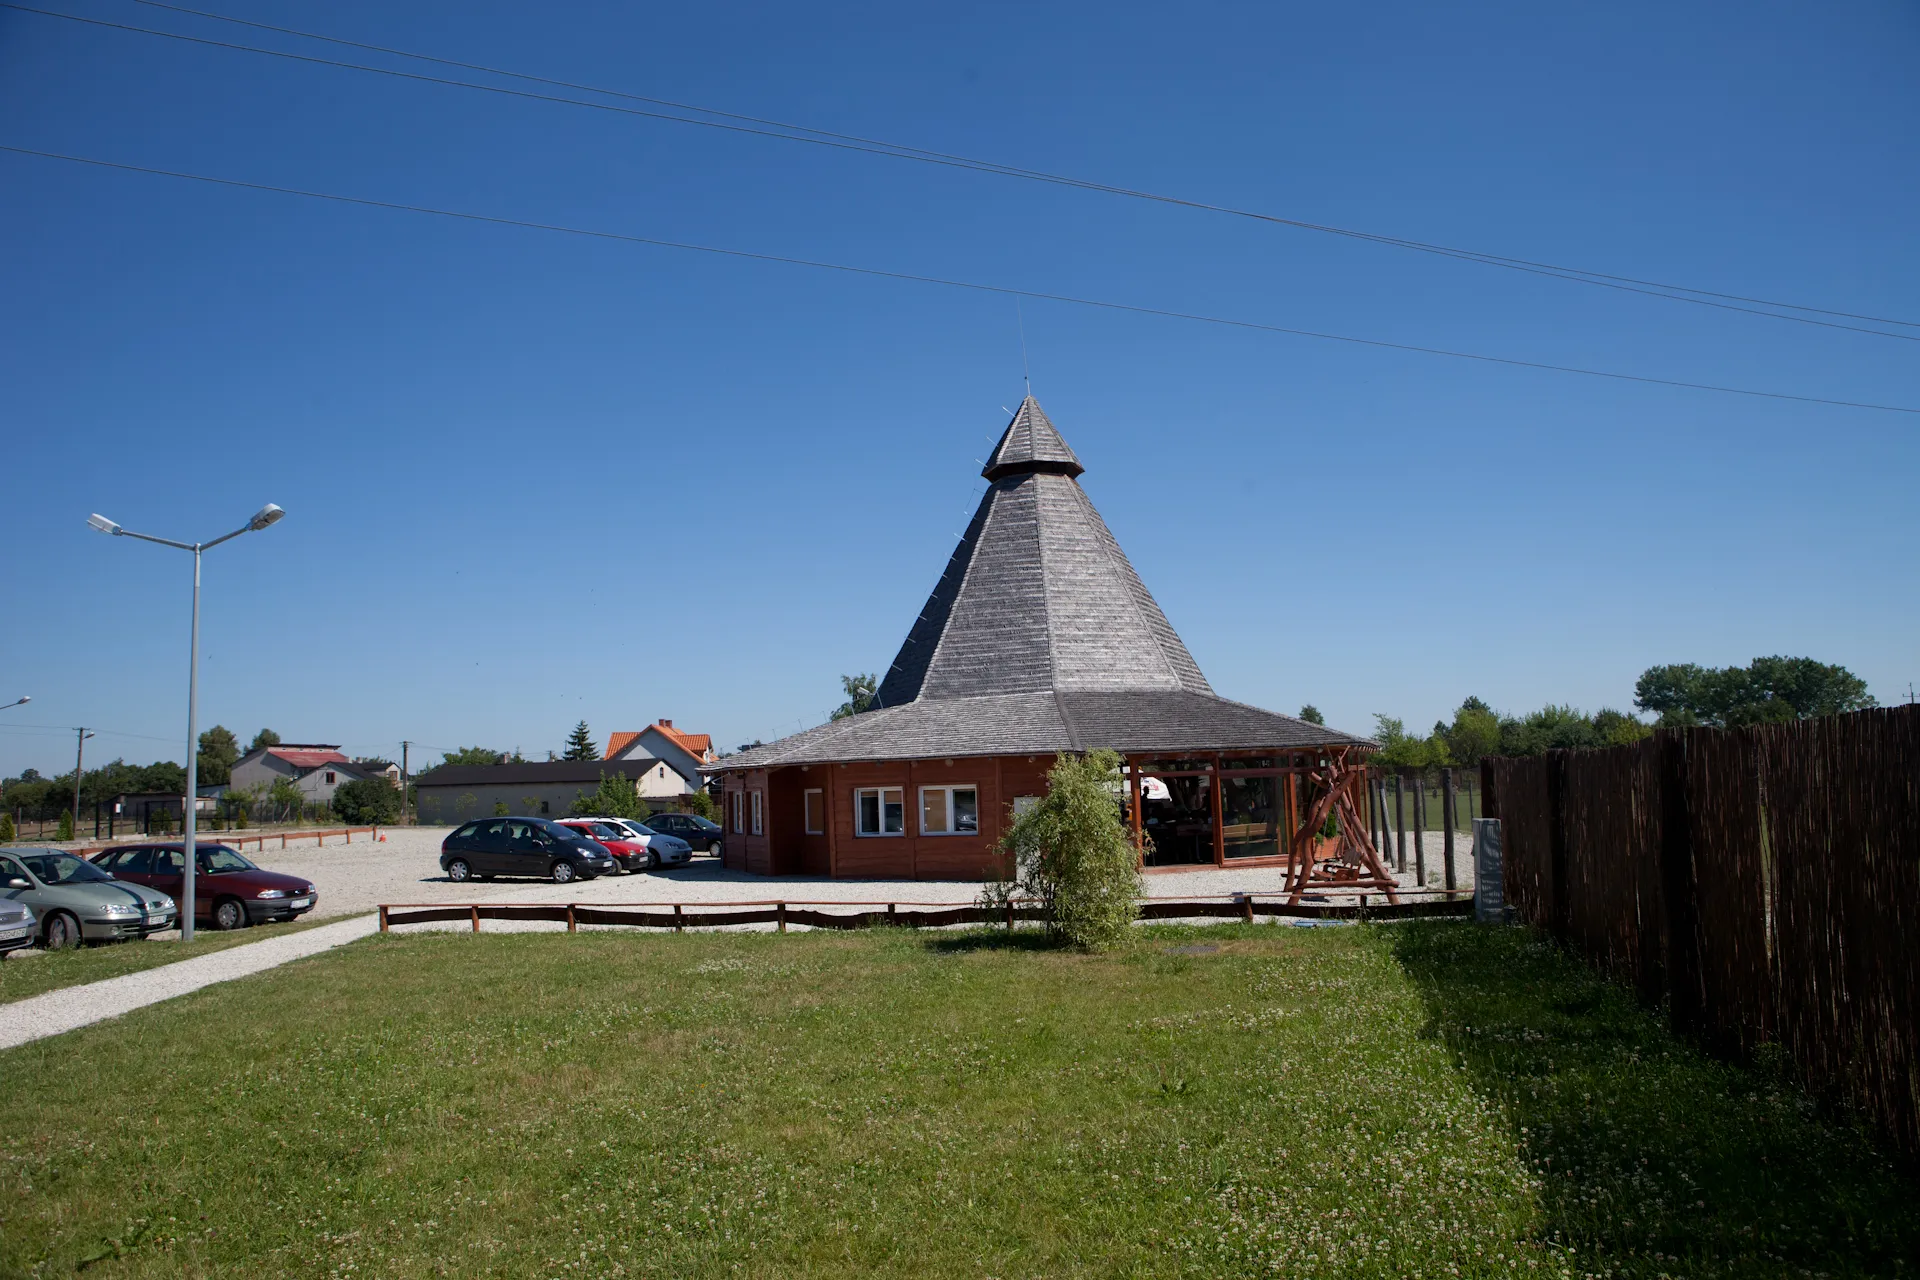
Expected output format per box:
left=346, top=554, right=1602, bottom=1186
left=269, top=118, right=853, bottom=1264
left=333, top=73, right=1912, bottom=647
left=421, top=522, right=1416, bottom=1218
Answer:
left=7, top=825, right=1475, bottom=951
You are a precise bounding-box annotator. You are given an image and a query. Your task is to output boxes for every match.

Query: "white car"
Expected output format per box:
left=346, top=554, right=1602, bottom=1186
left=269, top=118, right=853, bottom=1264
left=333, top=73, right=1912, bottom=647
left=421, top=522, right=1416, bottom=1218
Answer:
left=585, top=817, right=694, bottom=868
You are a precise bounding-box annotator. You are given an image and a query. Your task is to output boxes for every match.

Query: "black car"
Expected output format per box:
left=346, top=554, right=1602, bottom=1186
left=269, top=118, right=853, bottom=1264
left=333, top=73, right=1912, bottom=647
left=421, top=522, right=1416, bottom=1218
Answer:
left=640, top=811, right=724, bottom=852
left=439, top=817, right=617, bottom=884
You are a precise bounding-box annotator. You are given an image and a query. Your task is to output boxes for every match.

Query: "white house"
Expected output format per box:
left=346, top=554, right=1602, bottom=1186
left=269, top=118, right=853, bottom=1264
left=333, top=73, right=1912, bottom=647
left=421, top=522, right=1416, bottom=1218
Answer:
left=603, top=720, right=713, bottom=800
left=229, top=744, right=371, bottom=806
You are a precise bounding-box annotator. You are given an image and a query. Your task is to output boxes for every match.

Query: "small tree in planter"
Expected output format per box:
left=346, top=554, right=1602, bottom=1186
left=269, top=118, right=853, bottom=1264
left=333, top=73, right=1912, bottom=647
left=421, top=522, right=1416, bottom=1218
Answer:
left=993, top=750, right=1142, bottom=950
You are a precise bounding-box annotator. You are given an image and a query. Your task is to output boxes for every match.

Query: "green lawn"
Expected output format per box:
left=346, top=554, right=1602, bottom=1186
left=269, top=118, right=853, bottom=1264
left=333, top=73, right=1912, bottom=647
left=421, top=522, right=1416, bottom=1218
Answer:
left=0, top=922, right=1912, bottom=1277
left=0, top=918, right=330, bottom=1006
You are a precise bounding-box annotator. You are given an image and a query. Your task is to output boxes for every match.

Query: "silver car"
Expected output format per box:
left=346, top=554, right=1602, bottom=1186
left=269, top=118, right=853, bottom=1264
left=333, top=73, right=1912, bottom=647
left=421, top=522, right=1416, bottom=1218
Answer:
left=610, top=819, right=694, bottom=868
left=0, top=848, right=178, bottom=948
left=0, top=897, right=35, bottom=954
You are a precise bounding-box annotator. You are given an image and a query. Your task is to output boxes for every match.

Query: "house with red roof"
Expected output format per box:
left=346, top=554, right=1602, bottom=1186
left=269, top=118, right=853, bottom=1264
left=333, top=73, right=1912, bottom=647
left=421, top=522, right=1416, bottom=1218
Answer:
left=604, top=720, right=713, bottom=803
left=229, top=743, right=377, bottom=806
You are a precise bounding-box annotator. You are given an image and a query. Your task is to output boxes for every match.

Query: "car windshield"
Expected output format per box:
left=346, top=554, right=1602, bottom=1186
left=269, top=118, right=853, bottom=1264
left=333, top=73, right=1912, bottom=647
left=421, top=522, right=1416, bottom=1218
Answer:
left=586, top=823, right=625, bottom=840
left=629, top=823, right=658, bottom=837
left=196, top=847, right=256, bottom=874
left=20, top=853, right=113, bottom=885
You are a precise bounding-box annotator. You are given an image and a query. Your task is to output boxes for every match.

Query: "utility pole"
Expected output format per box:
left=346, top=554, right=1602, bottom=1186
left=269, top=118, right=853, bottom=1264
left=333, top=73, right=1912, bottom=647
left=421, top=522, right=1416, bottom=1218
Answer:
left=400, top=740, right=411, bottom=824
left=71, top=727, right=95, bottom=837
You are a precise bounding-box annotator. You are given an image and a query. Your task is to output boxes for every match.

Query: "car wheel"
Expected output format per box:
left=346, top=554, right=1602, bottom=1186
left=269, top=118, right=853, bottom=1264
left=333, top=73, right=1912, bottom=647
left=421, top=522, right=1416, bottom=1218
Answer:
left=42, top=910, right=82, bottom=950
left=551, top=861, right=577, bottom=885
left=447, top=858, right=472, bottom=883
left=213, top=897, right=249, bottom=931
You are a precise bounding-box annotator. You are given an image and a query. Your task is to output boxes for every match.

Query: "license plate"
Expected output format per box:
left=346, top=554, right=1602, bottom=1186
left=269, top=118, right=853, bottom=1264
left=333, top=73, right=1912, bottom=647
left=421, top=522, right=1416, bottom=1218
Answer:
left=0, top=926, right=27, bottom=941
left=290, top=897, right=312, bottom=908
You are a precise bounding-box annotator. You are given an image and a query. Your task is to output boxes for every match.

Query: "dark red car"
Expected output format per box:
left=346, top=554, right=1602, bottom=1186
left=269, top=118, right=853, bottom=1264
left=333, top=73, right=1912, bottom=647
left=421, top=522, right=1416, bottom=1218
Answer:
left=91, top=843, right=318, bottom=931
left=556, top=820, right=648, bottom=872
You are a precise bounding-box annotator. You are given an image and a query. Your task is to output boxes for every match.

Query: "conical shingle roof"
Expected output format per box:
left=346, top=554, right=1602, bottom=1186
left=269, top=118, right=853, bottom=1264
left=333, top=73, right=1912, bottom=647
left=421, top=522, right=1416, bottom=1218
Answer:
left=718, top=399, right=1369, bottom=770
left=874, top=398, right=1208, bottom=707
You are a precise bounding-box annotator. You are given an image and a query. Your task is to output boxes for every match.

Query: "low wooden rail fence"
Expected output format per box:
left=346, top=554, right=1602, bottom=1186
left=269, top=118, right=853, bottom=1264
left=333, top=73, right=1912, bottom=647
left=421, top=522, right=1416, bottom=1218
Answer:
left=378, top=889, right=1473, bottom=934
left=77, top=826, right=382, bottom=858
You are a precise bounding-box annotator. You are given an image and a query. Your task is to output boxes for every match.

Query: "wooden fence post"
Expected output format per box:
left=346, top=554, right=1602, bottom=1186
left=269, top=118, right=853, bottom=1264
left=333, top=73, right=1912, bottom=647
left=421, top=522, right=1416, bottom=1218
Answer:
left=1442, top=767, right=1457, bottom=892
left=470, top=904, right=480, bottom=934
left=378, top=905, right=389, bottom=933
left=567, top=903, right=577, bottom=933
left=1006, top=900, right=1014, bottom=932
left=1412, top=772, right=1427, bottom=887
left=1393, top=775, right=1406, bottom=872
left=674, top=903, right=684, bottom=933
left=1241, top=895, right=1254, bottom=923
left=777, top=902, right=787, bottom=933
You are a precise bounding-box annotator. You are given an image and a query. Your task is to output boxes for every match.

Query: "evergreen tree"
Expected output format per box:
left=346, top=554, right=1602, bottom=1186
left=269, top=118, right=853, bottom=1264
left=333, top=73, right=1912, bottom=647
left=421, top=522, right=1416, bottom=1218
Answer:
left=1298, top=704, right=1325, bottom=725
left=562, top=721, right=599, bottom=762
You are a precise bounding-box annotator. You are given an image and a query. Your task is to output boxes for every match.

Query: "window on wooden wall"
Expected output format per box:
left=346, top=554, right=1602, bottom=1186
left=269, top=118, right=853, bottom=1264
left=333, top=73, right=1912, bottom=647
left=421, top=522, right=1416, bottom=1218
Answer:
left=803, top=789, right=823, bottom=835
left=919, top=786, right=979, bottom=835
left=731, top=790, right=743, bottom=833
left=750, top=790, right=763, bottom=836
left=854, top=787, right=904, bottom=836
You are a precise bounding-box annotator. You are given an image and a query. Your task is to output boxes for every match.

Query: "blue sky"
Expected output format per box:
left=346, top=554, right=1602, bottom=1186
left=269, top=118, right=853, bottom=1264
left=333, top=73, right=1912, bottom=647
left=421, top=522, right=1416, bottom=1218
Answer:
left=2, top=0, right=1916, bottom=777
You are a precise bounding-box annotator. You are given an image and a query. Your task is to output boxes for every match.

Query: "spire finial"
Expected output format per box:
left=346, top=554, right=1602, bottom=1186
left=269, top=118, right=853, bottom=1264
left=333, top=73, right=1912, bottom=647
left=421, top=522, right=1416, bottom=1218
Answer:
left=1017, top=300, right=1032, bottom=399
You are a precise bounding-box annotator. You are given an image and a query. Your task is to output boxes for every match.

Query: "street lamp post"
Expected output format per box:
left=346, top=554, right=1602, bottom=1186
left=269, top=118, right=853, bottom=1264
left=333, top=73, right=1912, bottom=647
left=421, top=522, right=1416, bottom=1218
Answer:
left=89, top=504, right=284, bottom=941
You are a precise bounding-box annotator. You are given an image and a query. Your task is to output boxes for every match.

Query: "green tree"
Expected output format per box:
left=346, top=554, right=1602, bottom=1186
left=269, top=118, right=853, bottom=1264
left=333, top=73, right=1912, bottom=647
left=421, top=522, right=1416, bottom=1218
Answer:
left=197, top=725, right=240, bottom=786
left=493, top=801, right=510, bottom=816
left=831, top=673, right=878, bottom=720
left=570, top=771, right=643, bottom=820
left=444, top=746, right=502, bottom=766
left=686, top=789, right=720, bottom=822
left=248, top=728, right=282, bottom=754
left=1298, top=704, right=1325, bottom=725
left=1593, top=708, right=1654, bottom=748
left=266, top=776, right=305, bottom=823
left=56, top=810, right=74, bottom=840
left=0, top=812, right=12, bottom=842
left=995, top=750, right=1141, bottom=951
left=1634, top=656, right=1874, bottom=728
left=1441, top=698, right=1501, bottom=769
left=1370, top=715, right=1447, bottom=771
left=562, top=721, right=599, bottom=762
left=333, top=776, right=402, bottom=824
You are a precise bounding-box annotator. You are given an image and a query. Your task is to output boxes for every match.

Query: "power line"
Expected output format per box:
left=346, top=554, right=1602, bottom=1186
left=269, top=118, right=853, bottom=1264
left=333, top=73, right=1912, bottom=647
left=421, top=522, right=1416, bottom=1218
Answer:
left=14, top=0, right=1918, bottom=342
left=5, top=142, right=1915, bottom=417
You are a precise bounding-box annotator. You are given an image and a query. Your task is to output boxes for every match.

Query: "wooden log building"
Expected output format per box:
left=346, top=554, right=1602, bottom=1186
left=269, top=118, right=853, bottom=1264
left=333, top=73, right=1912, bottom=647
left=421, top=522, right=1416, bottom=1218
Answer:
left=713, top=398, right=1385, bottom=888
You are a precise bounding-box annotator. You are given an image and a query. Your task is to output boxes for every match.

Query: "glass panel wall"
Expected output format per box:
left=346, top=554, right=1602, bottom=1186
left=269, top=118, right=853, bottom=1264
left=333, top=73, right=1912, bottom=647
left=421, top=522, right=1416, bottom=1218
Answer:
left=1221, top=775, right=1281, bottom=859
left=1141, top=773, right=1215, bottom=866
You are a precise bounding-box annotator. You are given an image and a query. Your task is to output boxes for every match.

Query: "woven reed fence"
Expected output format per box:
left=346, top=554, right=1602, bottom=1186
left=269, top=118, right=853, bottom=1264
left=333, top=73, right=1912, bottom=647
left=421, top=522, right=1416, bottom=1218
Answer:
left=1483, top=705, right=1920, bottom=1155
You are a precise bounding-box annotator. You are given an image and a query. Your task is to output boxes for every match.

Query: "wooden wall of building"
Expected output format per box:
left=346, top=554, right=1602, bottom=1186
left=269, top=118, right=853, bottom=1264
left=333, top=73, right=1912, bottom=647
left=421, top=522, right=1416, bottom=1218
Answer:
left=721, top=753, right=1061, bottom=879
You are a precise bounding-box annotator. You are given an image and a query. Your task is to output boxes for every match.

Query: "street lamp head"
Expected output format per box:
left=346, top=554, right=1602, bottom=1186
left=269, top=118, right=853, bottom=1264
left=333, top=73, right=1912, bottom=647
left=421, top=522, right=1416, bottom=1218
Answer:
left=87, top=513, right=121, bottom=535
left=248, top=503, right=285, bottom=532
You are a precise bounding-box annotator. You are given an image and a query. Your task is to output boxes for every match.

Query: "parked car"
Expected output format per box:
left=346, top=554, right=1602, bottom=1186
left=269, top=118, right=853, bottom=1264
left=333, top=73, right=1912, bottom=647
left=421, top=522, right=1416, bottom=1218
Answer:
left=92, top=843, right=317, bottom=932
left=597, top=818, right=693, bottom=869
left=438, top=817, right=618, bottom=884
left=0, top=896, right=37, bottom=954
left=638, top=811, right=724, bottom=852
left=0, top=848, right=177, bottom=947
left=556, top=819, right=649, bottom=872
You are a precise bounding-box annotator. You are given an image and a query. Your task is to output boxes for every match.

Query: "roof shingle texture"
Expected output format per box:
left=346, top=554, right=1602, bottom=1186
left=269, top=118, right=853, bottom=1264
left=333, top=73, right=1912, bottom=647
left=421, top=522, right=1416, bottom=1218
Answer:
left=720, top=398, right=1371, bottom=772
left=415, top=758, right=661, bottom=788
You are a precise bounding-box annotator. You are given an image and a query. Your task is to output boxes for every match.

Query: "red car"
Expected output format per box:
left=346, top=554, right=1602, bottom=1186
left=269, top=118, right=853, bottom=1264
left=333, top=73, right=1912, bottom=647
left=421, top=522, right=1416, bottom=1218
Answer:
left=91, top=842, right=318, bottom=931
left=556, top=820, right=649, bottom=873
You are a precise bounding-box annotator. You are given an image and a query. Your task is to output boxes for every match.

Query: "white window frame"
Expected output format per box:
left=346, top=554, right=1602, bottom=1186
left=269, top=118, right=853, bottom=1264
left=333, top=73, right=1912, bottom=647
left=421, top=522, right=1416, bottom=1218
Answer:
left=918, top=784, right=980, bottom=836
left=853, top=786, right=905, bottom=837
left=731, top=790, right=744, bottom=834
left=803, top=788, right=824, bottom=835
left=750, top=790, right=763, bottom=836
